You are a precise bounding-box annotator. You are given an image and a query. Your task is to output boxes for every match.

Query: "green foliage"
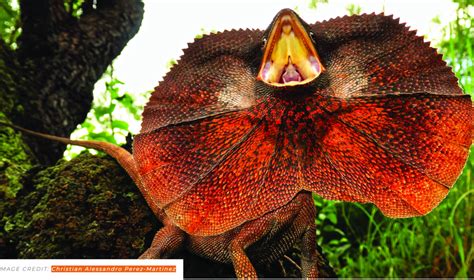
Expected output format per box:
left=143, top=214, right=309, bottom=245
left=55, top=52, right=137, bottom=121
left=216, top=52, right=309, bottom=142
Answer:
left=308, top=0, right=329, bottom=10
left=195, top=27, right=217, bottom=39
left=166, top=59, right=177, bottom=69
left=0, top=0, right=20, bottom=48
left=437, top=0, right=473, bottom=94
left=315, top=1, right=474, bottom=277
left=64, top=0, right=85, bottom=18
left=65, top=65, right=144, bottom=159
left=346, top=3, right=362, bottom=16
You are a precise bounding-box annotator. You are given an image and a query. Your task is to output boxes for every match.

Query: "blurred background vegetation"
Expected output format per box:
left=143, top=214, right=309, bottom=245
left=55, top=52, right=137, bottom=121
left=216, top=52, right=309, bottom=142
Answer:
left=1, top=0, right=472, bottom=277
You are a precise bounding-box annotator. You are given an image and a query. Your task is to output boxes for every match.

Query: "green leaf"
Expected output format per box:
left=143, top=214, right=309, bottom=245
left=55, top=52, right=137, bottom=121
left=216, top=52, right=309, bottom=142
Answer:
left=94, top=104, right=116, bottom=118
left=327, top=212, right=338, bottom=224
left=89, top=132, right=117, bottom=144
left=112, top=120, right=129, bottom=131
left=308, top=0, right=328, bottom=9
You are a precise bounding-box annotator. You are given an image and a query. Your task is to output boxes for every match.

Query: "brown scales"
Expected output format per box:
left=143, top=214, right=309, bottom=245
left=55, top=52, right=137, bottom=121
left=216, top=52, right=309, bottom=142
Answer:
left=5, top=9, right=473, bottom=278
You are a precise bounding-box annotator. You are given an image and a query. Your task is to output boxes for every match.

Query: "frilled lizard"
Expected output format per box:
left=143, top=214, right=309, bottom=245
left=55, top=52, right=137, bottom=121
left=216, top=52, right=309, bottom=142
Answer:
left=4, top=8, right=473, bottom=278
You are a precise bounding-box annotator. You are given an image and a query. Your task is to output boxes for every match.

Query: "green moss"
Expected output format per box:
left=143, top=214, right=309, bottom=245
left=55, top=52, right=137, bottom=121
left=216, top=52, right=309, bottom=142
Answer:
left=0, top=114, right=35, bottom=258
left=0, top=45, right=18, bottom=115
left=0, top=43, right=30, bottom=198
left=0, top=115, right=34, bottom=198
left=3, top=153, right=159, bottom=258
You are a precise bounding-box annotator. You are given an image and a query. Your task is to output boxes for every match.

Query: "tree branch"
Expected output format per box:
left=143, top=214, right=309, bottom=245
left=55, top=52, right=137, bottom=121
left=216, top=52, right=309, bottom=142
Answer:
left=17, top=0, right=71, bottom=57
left=11, top=0, right=144, bottom=165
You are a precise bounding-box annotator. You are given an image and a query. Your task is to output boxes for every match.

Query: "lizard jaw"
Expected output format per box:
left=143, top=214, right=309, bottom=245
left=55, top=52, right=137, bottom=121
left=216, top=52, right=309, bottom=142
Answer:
left=257, top=9, right=325, bottom=87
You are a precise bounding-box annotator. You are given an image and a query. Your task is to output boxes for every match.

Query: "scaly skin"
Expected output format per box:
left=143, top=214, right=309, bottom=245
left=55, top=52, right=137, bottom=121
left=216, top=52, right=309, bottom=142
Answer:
left=140, top=191, right=319, bottom=278
left=4, top=9, right=473, bottom=278
left=134, top=11, right=472, bottom=237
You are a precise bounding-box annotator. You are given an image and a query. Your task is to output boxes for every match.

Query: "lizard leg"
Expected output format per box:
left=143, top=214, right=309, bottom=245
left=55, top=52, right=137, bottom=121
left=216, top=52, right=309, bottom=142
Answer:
left=300, top=222, right=319, bottom=278
left=139, top=224, right=185, bottom=259
left=229, top=218, right=272, bottom=279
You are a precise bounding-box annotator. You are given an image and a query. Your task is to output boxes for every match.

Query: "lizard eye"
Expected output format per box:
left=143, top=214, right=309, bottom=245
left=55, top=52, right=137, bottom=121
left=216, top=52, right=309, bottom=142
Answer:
left=262, top=38, right=267, bottom=50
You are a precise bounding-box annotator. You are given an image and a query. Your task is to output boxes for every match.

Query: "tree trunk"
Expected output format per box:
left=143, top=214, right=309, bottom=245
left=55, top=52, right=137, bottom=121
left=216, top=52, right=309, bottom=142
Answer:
left=9, top=0, right=145, bottom=165
left=0, top=1, right=336, bottom=277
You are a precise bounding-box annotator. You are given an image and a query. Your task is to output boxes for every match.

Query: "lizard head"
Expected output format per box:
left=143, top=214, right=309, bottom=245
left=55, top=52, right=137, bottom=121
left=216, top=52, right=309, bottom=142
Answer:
left=257, top=8, right=325, bottom=87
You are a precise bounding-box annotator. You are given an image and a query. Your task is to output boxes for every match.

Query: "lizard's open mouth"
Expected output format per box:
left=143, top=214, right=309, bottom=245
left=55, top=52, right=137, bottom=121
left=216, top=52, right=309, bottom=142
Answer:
left=257, top=9, right=324, bottom=87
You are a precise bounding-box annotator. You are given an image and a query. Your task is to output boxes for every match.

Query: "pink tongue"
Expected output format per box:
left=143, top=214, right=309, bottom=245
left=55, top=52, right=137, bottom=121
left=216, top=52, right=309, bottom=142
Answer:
left=282, top=64, right=302, bottom=83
